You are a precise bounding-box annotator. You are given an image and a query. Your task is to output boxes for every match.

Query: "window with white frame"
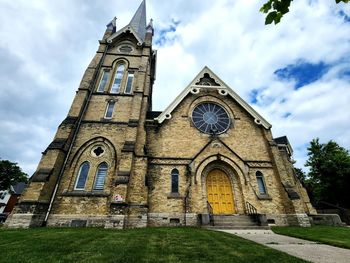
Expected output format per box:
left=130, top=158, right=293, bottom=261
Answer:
left=104, top=101, right=115, bottom=119
left=93, top=162, right=108, bottom=190
left=97, top=69, right=110, bottom=92
left=256, top=171, right=267, bottom=195
left=111, top=64, right=125, bottom=93
left=0, top=191, right=6, bottom=199
left=124, top=72, right=134, bottom=94
left=75, top=162, right=90, bottom=190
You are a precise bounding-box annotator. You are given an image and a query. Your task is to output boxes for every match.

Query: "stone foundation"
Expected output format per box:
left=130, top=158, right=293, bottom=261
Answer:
left=309, top=214, right=345, bottom=226
left=266, top=213, right=311, bottom=227
left=4, top=213, right=46, bottom=228
left=4, top=201, right=49, bottom=228
left=148, top=213, right=198, bottom=227
left=46, top=214, right=125, bottom=229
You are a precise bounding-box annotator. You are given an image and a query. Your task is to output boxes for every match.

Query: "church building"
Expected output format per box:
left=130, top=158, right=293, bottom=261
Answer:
left=6, top=1, right=316, bottom=228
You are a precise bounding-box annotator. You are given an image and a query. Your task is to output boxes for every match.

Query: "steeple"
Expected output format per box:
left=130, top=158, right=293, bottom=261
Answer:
left=106, top=0, right=148, bottom=45
left=129, top=0, right=147, bottom=41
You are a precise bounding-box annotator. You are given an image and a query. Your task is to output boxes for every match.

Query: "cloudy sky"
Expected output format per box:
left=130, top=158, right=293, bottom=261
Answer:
left=0, top=0, right=349, bottom=176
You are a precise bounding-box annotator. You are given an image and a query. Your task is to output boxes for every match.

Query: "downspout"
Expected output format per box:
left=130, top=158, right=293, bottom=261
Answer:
left=43, top=41, right=109, bottom=225
left=184, top=164, right=192, bottom=226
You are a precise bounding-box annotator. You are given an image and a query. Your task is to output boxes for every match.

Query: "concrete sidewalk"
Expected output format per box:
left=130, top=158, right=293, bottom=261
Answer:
left=218, top=229, right=350, bottom=263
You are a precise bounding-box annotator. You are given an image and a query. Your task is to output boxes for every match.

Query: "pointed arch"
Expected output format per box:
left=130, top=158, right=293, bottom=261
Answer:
left=171, top=168, right=179, bottom=193
left=256, top=171, right=267, bottom=195
left=74, top=162, right=90, bottom=190
left=111, top=63, right=126, bottom=93
left=93, top=162, right=108, bottom=190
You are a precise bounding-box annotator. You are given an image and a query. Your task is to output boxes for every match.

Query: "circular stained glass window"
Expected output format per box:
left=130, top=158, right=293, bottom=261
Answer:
left=192, top=103, right=230, bottom=134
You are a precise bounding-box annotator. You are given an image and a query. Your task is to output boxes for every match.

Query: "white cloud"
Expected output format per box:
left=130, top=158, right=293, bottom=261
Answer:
left=0, top=0, right=349, bottom=175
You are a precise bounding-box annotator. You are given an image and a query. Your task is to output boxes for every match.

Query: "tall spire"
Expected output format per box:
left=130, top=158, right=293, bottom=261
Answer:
left=129, top=0, right=147, bottom=41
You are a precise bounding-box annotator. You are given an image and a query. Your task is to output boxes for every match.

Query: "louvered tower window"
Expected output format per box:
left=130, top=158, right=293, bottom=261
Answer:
left=93, top=163, right=108, bottom=190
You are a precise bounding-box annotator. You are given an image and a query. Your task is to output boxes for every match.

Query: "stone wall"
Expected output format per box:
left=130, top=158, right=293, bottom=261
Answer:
left=47, top=214, right=125, bottom=229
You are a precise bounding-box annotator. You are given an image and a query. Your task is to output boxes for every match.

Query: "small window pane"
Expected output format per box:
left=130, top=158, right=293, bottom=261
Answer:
left=111, top=64, right=125, bottom=93
left=75, top=162, right=90, bottom=189
left=256, top=172, right=267, bottom=194
left=125, top=73, right=134, bottom=94
left=105, top=101, right=115, bottom=118
left=97, top=70, right=110, bottom=92
left=171, top=169, right=179, bottom=193
left=94, top=163, right=108, bottom=190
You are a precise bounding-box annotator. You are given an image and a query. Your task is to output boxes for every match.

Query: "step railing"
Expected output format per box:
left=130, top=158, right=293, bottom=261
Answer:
left=207, top=201, right=214, bottom=226
left=246, top=201, right=259, bottom=222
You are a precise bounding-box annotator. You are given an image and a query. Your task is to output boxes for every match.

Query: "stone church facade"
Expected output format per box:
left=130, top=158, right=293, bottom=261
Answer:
left=6, top=1, right=316, bottom=228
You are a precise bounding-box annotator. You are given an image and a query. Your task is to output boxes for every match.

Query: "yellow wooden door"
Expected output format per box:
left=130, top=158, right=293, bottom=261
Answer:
left=206, top=169, right=235, bottom=214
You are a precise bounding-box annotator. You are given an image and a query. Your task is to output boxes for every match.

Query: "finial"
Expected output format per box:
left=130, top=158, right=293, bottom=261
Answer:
left=106, top=17, right=117, bottom=33
left=146, top=18, right=154, bottom=35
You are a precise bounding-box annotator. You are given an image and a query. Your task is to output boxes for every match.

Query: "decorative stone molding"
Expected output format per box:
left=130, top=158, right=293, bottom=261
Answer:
left=148, top=158, right=190, bottom=165
left=246, top=161, right=273, bottom=168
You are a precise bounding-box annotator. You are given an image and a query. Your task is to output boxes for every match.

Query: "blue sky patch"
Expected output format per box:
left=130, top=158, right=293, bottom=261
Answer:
left=283, top=112, right=291, bottom=118
left=338, top=10, right=350, bottom=23
left=249, top=89, right=259, bottom=104
left=155, top=19, right=180, bottom=46
left=274, top=60, right=330, bottom=89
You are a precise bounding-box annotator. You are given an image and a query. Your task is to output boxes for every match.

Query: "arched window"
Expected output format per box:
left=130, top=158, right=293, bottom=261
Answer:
left=104, top=101, right=115, bottom=118
left=97, top=69, right=110, bottom=92
left=111, top=64, right=125, bottom=93
left=171, top=169, right=179, bottom=193
left=94, top=162, right=108, bottom=190
left=125, top=72, right=134, bottom=94
left=256, top=171, right=267, bottom=195
left=75, top=162, right=90, bottom=190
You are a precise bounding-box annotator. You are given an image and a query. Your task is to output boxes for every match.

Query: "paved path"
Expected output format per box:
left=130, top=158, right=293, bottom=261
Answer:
left=217, top=229, right=350, bottom=263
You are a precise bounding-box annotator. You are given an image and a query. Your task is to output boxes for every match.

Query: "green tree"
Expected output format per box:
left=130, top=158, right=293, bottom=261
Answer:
left=261, top=0, right=349, bottom=25
left=305, top=139, right=350, bottom=208
left=0, top=159, right=28, bottom=190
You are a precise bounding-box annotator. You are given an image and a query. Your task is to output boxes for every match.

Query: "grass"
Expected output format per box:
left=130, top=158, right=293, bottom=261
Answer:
left=272, top=226, right=350, bottom=249
left=0, top=227, right=307, bottom=263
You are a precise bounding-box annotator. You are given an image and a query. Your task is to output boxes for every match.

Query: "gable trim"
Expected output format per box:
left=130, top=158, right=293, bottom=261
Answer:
left=155, top=66, right=272, bottom=129
left=107, top=25, right=144, bottom=46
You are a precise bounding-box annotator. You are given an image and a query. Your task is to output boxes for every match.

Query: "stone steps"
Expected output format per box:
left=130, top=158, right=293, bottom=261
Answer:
left=204, top=225, right=271, bottom=230
left=208, top=214, right=268, bottom=229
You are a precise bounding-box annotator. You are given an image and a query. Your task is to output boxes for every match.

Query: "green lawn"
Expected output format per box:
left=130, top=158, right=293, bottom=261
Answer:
left=0, top=227, right=307, bottom=263
left=272, top=226, right=350, bottom=249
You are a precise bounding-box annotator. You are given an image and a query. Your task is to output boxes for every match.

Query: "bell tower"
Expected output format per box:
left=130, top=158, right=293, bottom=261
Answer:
left=6, top=0, right=156, bottom=228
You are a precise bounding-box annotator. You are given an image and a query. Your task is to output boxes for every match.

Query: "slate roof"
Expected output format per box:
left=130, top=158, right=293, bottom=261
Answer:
left=107, top=0, right=147, bottom=44
left=129, top=0, right=147, bottom=42
left=274, top=136, right=289, bottom=145
left=12, top=182, right=27, bottom=195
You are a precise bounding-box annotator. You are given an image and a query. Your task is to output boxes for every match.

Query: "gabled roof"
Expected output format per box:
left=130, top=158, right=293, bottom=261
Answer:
left=12, top=182, right=27, bottom=195
left=107, top=0, right=147, bottom=45
left=155, top=66, right=272, bottom=129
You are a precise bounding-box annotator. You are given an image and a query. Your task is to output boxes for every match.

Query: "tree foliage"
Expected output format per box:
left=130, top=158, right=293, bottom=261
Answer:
left=303, top=139, right=350, bottom=208
left=261, top=0, right=349, bottom=25
left=0, top=159, right=28, bottom=190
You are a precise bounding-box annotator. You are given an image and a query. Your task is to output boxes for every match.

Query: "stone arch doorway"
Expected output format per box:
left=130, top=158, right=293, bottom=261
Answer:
left=206, top=169, right=235, bottom=214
